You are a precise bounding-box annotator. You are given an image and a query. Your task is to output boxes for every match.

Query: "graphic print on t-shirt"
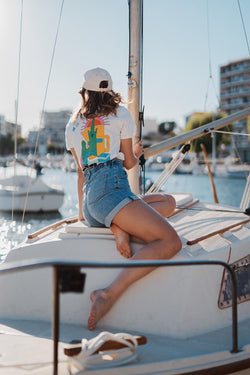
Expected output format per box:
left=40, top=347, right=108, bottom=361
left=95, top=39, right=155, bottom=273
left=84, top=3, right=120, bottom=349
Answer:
left=80, top=117, right=110, bottom=167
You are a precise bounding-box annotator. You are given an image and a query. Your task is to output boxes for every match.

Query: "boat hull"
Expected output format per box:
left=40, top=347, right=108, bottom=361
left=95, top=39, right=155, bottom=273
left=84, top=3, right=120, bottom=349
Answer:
left=0, top=175, right=64, bottom=212
left=0, top=190, right=64, bottom=212
left=0, top=197, right=249, bottom=374
left=0, top=217, right=249, bottom=339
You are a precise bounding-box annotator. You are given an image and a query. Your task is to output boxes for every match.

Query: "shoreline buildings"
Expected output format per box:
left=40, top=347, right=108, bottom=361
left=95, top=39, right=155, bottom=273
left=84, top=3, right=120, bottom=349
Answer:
left=220, top=57, right=250, bottom=162
left=1, top=58, right=249, bottom=160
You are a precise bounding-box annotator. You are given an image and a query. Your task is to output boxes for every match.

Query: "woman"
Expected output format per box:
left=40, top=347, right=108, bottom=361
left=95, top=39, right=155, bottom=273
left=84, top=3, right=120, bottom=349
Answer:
left=65, top=67, right=182, bottom=330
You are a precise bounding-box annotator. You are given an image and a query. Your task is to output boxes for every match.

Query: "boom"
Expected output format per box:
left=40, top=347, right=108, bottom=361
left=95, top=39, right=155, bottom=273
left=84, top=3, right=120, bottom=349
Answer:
left=144, top=107, right=250, bottom=159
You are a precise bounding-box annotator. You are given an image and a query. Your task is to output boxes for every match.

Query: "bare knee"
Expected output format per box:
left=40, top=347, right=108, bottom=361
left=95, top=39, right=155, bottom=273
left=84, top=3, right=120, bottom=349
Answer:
left=159, top=194, right=176, bottom=217
left=166, top=195, right=176, bottom=212
left=161, top=233, right=182, bottom=259
left=174, top=236, right=182, bottom=253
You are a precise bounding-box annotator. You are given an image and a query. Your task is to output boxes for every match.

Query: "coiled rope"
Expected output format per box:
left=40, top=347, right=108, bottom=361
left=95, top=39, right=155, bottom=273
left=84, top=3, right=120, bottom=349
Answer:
left=67, top=331, right=138, bottom=372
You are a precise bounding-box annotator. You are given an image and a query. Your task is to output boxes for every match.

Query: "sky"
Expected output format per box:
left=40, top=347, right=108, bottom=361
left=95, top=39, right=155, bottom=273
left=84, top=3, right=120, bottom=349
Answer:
left=0, top=0, right=250, bottom=137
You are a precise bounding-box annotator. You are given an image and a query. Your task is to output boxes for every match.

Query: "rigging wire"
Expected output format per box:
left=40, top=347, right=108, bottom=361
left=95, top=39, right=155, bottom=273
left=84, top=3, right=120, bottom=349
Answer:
left=176, top=206, right=250, bottom=216
left=12, top=0, right=24, bottom=221
left=204, top=0, right=220, bottom=112
left=237, top=0, right=250, bottom=55
left=21, top=0, right=65, bottom=225
left=212, top=129, right=249, bottom=137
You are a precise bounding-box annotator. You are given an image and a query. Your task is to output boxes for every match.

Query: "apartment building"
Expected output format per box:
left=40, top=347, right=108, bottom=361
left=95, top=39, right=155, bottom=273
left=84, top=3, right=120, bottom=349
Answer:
left=0, top=115, right=22, bottom=138
left=41, top=110, right=72, bottom=149
left=220, top=57, right=250, bottom=162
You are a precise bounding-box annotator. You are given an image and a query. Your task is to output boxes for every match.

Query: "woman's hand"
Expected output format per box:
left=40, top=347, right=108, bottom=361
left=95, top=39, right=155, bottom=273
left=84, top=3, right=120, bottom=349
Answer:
left=133, top=140, right=144, bottom=159
left=120, top=139, right=144, bottom=169
left=79, top=212, right=85, bottom=221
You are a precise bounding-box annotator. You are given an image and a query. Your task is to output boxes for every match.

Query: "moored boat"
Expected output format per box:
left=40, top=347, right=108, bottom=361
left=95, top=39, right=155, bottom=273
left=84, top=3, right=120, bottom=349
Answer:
left=0, top=174, right=64, bottom=213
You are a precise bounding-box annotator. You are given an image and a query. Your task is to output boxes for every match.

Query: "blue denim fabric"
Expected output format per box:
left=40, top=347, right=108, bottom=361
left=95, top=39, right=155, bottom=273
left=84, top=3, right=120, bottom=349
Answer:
left=83, top=158, right=139, bottom=227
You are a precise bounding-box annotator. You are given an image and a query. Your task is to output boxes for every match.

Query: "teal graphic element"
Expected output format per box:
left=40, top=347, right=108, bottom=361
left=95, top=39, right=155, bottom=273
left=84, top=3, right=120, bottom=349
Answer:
left=81, top=119, right=110, bottom=166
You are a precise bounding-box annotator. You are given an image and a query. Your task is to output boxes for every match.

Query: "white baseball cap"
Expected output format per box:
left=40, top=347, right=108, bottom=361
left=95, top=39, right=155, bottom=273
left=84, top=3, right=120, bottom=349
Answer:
left=82, top=67, right=113, bottom=92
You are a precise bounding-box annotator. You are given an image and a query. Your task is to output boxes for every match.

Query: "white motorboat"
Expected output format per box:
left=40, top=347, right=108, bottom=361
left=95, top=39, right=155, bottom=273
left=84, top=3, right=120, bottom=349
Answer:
left=0, top=175, right=64, bottom=213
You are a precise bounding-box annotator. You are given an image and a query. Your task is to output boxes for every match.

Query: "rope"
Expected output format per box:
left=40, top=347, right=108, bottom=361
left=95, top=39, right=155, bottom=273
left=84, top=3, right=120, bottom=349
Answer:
left=21, top=0, right=65, bottom=225
left=146, top=144, right=190, bottom=195
left=237, top=0, right=250, bottom=55
left=67, top=332, right=138, bottom=372
left=11, top=0, right=23, bottom=221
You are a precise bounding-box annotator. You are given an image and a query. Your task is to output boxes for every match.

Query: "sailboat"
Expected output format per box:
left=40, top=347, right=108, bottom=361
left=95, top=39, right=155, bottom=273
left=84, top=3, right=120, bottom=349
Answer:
left=0, top=164, right=65, bottom=213
left=0, top=1, right=250, bottom=374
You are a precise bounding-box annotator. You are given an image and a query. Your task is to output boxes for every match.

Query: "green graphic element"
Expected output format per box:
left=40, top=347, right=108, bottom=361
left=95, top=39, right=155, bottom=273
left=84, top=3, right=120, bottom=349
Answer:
left=81, top=118, right=110, bottom=166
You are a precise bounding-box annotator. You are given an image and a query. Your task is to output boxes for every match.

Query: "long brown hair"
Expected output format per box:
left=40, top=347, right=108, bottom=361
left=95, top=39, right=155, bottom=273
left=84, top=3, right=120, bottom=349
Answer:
left=73, top=88, right=122, bottom=122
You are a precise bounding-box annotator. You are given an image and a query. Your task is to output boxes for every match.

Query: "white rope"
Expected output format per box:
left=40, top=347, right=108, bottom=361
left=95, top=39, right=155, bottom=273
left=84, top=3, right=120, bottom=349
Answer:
left=240, top=173, right=250, bottom=210
left=146, top=145, right=190, bottom=195
left=67, top=332, right=138, bottom=373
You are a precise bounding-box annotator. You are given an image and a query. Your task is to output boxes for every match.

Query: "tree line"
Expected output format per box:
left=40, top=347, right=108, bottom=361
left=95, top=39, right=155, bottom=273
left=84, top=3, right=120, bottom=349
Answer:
left=0, top=134, right=25, bottom=155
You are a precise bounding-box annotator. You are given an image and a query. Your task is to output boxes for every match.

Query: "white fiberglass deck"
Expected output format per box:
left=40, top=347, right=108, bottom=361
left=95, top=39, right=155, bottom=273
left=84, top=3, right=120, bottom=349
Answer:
left=0, top=318, right=249, bottom=375
left=0, top=194, right=249, bottom=374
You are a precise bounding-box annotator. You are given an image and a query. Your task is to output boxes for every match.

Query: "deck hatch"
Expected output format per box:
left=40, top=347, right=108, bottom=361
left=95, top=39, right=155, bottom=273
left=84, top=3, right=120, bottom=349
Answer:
left=218, top=255, right=250, bottom=309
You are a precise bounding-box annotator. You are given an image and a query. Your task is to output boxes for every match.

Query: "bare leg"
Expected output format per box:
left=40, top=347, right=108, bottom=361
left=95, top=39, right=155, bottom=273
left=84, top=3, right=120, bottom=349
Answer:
left=88, top=199, right=181, bottom=330
left=142, top=193, right=176, bottom=218
left=111, top=193, right=176, bottom=258
left=110, top=223, right=131, bottom=258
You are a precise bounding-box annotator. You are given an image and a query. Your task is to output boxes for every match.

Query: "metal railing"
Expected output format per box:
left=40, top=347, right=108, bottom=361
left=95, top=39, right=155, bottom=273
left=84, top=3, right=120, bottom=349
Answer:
left=0, top=258, right=240, bottom=375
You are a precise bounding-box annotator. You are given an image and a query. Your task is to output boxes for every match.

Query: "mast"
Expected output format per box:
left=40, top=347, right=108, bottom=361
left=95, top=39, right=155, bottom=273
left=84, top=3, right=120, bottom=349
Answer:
left=127, top=0, right=143, bottom=194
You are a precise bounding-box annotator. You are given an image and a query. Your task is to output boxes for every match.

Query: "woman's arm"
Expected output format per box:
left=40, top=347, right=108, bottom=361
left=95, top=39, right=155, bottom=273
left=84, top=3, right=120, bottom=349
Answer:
left=70, top=148, right=85, bottom=221
left=120, top=139, right=144, bottom=170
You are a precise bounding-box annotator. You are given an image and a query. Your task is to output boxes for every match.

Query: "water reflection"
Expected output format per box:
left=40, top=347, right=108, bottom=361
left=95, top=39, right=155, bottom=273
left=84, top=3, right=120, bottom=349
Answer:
left=0, top=211, right=62, bottom=256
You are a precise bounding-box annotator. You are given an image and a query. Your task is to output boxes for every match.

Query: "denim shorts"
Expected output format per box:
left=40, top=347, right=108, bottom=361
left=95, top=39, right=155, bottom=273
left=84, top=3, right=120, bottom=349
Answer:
left=83, top=158, right=140, bottom=227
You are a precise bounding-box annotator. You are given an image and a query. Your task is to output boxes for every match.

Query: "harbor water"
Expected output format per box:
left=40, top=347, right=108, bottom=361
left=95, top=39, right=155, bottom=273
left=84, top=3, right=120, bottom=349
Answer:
left=0, top=167, right=247, bottom=258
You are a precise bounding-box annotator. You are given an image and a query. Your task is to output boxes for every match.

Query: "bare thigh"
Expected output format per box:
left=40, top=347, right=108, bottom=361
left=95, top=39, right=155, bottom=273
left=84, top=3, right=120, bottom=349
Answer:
left=141, top=193, right=176, bottom=217
left=112, top=198, right=179, bottom=244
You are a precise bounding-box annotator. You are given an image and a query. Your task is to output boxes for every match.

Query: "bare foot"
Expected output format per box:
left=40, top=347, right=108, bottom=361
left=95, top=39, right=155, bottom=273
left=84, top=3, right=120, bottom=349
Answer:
left=110, top=224, right=132, bottom=258
left=88, top=289, right=114, bottom=330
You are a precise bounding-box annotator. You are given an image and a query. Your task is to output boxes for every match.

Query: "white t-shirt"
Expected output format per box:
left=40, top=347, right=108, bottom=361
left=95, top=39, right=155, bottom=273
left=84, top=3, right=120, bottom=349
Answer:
left=65, top=106, right=136, bottom=168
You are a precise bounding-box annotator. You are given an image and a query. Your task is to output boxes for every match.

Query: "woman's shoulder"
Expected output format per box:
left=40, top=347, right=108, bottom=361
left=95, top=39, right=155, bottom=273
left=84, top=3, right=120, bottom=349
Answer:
left=67, top=112, right=83, bottom=126
left=116, top=105, right=132, bottom=119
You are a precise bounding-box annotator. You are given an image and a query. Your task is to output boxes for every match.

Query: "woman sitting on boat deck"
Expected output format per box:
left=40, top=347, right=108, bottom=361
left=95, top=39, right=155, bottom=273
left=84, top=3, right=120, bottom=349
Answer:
left=65, top=67, right=182, bottom=330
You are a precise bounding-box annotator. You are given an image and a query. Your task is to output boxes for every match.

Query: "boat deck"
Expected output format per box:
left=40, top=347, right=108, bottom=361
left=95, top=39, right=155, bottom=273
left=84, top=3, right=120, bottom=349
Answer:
left=0, top=318, right=249, bottom=374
